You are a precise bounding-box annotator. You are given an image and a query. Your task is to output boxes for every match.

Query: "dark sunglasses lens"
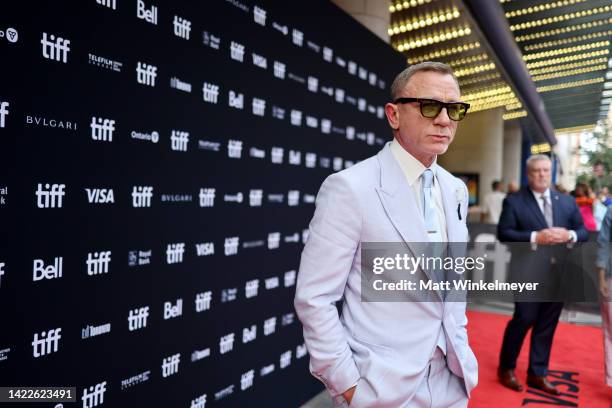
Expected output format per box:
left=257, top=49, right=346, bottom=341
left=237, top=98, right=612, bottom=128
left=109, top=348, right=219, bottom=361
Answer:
left=420, top=101, right=442, bottom=118
left=447, top=104, right=467, bottom=121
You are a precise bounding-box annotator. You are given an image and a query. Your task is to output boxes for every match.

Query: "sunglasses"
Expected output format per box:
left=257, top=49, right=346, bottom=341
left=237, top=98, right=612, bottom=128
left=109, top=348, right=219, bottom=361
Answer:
left=393, top=97, right=470, bottom=121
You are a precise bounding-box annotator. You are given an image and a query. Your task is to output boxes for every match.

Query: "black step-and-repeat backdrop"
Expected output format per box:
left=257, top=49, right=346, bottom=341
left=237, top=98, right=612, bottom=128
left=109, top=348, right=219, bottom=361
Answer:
left=0, top=1, right=404, bottom=406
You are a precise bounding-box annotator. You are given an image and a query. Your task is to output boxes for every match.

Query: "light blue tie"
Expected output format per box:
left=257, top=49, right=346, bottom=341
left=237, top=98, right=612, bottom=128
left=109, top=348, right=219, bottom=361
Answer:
left=421, top=169, right=442, bottom=241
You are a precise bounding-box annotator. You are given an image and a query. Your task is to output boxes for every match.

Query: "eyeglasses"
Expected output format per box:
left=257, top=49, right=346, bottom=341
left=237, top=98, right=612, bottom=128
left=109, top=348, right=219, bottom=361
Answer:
left=393, top=97, right=470, bottom=121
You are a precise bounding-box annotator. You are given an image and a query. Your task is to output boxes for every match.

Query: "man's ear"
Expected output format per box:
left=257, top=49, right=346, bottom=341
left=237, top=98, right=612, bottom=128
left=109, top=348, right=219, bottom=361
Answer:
left=384, top=103, right=399, bottom=130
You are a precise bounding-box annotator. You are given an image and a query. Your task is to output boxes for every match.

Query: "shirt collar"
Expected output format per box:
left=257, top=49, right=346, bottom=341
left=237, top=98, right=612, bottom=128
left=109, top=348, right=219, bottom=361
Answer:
left=390, top=138, right=437, bottom=186
left=530, top=187, right=550, bottom=200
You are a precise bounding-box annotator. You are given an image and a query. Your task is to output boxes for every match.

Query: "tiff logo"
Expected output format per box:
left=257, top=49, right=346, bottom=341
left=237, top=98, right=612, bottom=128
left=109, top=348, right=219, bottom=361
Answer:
left=202, top=82, right=219, bottom=103
left=230, top=41, right=245, bottom=62
left=264, top=317, right=277, bottom=335
left=249, top=189, right=263, bottom=207
left=292, top=29, right=303, bottom=46
left=219, top=333, right=235, bottom=354
left=86, top=251, right=111, bottom=276
left=195, top=291, right=212, bottom=312
left=245, top=279, right=259, bottom=298
left=227, top=140, right=242, bottom=158
left=85, top=188, right=114, bottom=204
left=0, top=101, right=8, bottom=128
left=82, top=381, right=106, bottom=408
left=128, top=306, right=149, bottom=331
left=273, top=61, right=285, bottom=79
left=41, top=32, right=70, bottom=63
left=32, top=328, right=61, bottom=358
left=190, top=394, right=207, bottom=408
left=33, top=257, right=63, bottom=282
left=224, top=237, right=239, bottom=256
left=268, top=232, right=280, bottom=249
left=173, top=15, right=191, bottom=39
left=252, top=98, right=266, bottom=116
left=0, top=262, right=4, bottom=287
left=240, top=369, right=255, bottom=390
left=132, top=186, right=153, bottom=208
left=36, top=183, right=65, bottom=208
left=199, top=188, right=215, bottom=207
left=90, top=117, right=115, bottom=142
left=136, top=62, right=157, bottom=86
left=271, top=147, right=284, bottom=164
left=161, top=353, right=180, bottom=377
left=280, top=350, right=292, bottom=368
left=170, top=130, right=189, bottom=151
left=137, top=0, right=158, bottom=25
left=166, top=243, right=185, bottom=264
left=96, top=0, right=116, bottom=9
left=164, top=298, right=183, bottom=319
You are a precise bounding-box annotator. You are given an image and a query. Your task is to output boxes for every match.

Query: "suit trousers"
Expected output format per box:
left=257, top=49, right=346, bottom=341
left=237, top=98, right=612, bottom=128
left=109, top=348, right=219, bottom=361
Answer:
left=499, top=301, right=564, bottom=376
left=601, top=277, right=612, bottom=387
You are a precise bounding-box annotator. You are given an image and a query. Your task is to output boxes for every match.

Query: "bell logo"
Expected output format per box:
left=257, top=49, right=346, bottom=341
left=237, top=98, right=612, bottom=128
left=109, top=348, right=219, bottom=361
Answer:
left=173, top=15, right=191, bottom=39
left=82, top=381, right=106, bottom=408
left=136, top=0, right=158, bottom=25
left=132, top=186, right=153, bottom=208
left=33, top=257, right=63, bottom=282
left=36, top=183, right=65, bottom=208
left=163, top=298, right=183, bottom=319
left=0, top=101, right=8, bottom=128
left=32, top=328, right=62, bottom=357
left=40, top=32, right=70, bottom=63
left=127, top=306, right=149, bottom=331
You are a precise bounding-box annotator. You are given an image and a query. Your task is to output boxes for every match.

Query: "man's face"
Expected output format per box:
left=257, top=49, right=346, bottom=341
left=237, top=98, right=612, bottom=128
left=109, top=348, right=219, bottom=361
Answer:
left=385, top=71, right=461, bottom=165
left=527, top=159, right=552, bottom=193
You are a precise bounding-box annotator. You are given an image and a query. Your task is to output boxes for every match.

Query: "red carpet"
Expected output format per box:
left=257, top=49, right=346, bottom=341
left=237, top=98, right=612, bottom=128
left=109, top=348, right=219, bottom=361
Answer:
left=466, top=310, right=612, bottom=407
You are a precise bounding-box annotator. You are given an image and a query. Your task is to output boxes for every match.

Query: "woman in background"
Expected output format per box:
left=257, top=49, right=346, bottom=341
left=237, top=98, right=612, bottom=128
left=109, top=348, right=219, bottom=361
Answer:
left=575, top=183, right=597, bottom=232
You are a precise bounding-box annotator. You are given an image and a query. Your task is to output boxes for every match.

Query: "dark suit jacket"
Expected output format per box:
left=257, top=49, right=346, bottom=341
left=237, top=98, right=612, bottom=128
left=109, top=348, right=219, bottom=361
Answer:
left=498, top=187, right=588, bottom=243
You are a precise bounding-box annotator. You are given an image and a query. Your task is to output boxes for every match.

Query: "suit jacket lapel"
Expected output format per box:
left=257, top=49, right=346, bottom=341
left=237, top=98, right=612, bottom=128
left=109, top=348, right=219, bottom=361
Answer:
left=375, top=144, right=440, bottom=296
left=524, top=188, right=548, bottom=229
left=436, top=170, right=460, bottom=243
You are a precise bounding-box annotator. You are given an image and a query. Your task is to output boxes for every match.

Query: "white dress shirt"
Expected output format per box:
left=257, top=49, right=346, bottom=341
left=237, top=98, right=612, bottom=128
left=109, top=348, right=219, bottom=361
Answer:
left=390, top=138, right=448, bottom=242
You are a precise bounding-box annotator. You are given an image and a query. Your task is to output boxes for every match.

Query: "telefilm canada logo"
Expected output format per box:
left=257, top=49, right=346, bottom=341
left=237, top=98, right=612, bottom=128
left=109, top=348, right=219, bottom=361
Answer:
left=0, top=27, right=18, bottom=43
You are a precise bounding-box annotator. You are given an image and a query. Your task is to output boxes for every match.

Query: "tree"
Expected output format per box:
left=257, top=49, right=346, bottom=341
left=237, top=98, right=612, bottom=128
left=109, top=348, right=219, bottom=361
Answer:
left=576, top=118, right=612, bottom=193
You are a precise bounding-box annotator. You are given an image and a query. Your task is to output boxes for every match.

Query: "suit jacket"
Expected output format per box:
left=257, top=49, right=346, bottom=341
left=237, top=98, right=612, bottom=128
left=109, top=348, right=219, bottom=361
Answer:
left=497, top=187, right=588, bottom=243
left=294, top=143, right=478, bottom=408
left=596, top=206, right=612, bottom=278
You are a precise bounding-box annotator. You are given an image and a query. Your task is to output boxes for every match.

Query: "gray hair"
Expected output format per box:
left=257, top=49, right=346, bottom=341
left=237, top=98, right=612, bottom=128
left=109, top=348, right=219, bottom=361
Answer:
left=390, top=61, right=459, bottom=100
left=526, top=154, right=551, bottom=170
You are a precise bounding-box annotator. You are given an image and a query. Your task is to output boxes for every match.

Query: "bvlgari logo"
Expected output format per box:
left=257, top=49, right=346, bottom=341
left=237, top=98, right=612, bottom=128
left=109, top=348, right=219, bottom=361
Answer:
left=25, top=114, right=77, bottom=131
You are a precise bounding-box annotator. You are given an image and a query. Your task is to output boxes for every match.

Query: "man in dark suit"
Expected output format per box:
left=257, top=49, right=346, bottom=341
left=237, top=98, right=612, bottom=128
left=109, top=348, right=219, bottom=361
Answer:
left=497, top=154, right=588, bottom=395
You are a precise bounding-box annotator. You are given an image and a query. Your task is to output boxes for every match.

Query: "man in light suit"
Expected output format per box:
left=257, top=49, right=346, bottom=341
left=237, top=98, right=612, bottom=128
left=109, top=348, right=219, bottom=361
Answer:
left=294, top=62, right=478, bottom=407
left=497, top=155, right=587, bottom=394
